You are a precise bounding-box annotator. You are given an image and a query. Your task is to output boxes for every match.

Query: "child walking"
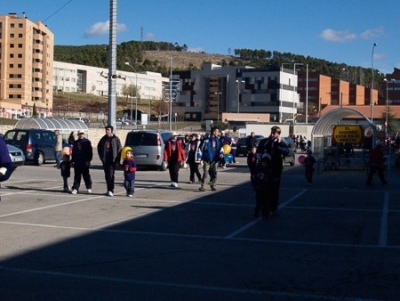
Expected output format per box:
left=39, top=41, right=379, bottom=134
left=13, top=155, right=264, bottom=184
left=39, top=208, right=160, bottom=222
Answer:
left=60, top=154, right=71, bottom=192
left=252, top=153, right=273, bottom=219
left=247, top=146, right=258, bottom=185
left=303, top=150, right=317, bottom=185
left=122, top=148, right=137, bottom=197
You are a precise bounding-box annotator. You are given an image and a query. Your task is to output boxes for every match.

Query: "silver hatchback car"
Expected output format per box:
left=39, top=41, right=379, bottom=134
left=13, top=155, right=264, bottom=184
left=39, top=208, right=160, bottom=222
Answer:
left=124, top=130, right=172, bottom=171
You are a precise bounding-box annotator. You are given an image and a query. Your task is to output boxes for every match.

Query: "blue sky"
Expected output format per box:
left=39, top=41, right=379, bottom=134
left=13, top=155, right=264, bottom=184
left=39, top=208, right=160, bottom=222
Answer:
left=3, top=0, right=399, bottom=74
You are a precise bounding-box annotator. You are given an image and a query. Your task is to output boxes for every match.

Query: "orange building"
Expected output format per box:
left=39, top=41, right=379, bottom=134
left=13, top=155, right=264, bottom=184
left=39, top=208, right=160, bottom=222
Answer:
left=0, top=12, right=54, bottom=118
left=297, top=71, right=378, bottom=121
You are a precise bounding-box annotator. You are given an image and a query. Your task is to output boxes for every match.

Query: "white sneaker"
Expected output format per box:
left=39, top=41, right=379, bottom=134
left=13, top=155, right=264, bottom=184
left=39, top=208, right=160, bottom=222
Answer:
left=87, top=189, right=92, bottom=193
left=107, top=191, right=114, bottom=197
left=71, top=189, right=78, bottom=195
left=173, top=182, right=178, bottom=187
left=128, top=194, right=133, bottom=197
left=0, top=167, right=7, bottom=176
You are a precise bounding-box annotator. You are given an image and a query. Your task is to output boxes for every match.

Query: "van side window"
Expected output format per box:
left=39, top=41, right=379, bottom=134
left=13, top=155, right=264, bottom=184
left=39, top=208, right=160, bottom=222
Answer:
left=41, top=132, right=53, bottom=142
left=4, top=131, right=16, bottom=141
left=16, top=131, right=28, bottom=142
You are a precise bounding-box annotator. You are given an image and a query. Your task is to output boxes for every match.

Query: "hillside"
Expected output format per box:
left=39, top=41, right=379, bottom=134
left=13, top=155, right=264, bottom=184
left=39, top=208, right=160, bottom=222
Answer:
left=142, top=50, right=240, bottom=70
left=54, top=41, right=382, bottom=85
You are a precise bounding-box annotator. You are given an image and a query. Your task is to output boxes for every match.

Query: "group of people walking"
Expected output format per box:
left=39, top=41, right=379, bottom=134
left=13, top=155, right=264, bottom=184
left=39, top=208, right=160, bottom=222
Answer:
left=59, top=125, right=135, bottom=197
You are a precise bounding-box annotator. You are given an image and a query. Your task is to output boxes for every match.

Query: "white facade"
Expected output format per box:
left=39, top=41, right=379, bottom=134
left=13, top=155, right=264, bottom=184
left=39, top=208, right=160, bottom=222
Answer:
left=53, top=61, right=169, bottom=101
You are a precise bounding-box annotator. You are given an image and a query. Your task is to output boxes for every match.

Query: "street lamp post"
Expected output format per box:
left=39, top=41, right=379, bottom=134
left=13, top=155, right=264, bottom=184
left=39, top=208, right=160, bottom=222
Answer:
left=384, top=78, right=396, bottom=139
left=293, top=63, right=303, bottom=121
left=124, top=62, right=138, bottom=127
left=214, top=92, right=222, bottom=121
left=305, top=64, right=309, bottom=124
left=370, top=43, right=377, bottom=122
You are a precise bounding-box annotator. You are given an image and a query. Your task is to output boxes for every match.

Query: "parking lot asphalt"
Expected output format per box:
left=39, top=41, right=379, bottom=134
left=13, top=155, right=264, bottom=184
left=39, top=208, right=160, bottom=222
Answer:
left=0, top=155, right=399, bottom=301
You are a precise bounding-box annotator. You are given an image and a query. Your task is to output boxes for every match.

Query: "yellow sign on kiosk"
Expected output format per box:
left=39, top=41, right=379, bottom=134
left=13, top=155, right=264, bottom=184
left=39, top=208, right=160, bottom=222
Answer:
left=332, top=125, right=363, bottom=144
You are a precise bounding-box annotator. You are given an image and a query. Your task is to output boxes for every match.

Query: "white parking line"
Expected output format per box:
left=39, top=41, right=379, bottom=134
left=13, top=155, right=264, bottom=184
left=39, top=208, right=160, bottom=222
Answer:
left=1, top=266, right=381, bottom=301
left=225, top=189, right=308, bottom=239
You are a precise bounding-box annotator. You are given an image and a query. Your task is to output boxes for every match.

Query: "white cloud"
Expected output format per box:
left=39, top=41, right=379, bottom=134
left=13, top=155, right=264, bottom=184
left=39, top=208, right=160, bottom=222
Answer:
left=319, top=29, right=357, bottom=42
left=84, top=20, right=128, bottom=38
left=360, top=27, right=385, bottom=40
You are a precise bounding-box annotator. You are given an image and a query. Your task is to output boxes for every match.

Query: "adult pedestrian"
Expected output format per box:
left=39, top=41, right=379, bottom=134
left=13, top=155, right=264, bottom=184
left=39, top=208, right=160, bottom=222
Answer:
left=0, top=136, right=13, bottom=201
left=303, top=149, right=317, bottom=186
left=199, top=127, right=224, bottom=192
left=68, top=131, right=75, bottom=145
left=256, top=126, right=289, bottom=216
left=230, top=136, right=238, bottom=164
left=97, top=125, right=122, bottom=196
left=186, top=133, right=202, bottom=184
left=163, top=131, right=186, bottom=188
left=71, top=131, right=93, bottom=194
left=0, top=137, right=12, bottom=180
left=366, top=140, right=388, bottom=186
left=246, top=132, right=257, bottom=155
left=54, top=129, right=62, bottom=168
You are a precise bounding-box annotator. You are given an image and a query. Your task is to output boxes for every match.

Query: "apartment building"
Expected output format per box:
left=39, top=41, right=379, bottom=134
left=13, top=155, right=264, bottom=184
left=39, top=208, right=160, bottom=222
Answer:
left=0, top=12, right=54, bottom=118
left=173, top=64, right=300, bottom=122
left=296, top=71, right=378, bottom=122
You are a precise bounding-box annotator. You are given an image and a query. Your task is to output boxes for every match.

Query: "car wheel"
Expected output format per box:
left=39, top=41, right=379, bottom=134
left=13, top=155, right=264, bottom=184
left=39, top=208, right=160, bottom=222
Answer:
left=34, top=151, right=44, bottom=165
left=159, top=161, right=168, bottom=171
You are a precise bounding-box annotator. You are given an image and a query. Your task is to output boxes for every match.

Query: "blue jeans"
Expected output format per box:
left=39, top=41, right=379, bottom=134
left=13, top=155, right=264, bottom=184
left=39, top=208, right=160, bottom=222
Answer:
left=55, top=151, right=61, bottom=167
left=124, top=179, right=135, bottom=195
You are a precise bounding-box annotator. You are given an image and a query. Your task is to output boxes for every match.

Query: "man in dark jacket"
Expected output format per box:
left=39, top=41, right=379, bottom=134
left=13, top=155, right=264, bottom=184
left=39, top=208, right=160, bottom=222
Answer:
left=199, top=127, right=224, bottom=192
left=256, top=126, right=289, bottom=216
left=0, top=136, right=13, bottom=201
left=246, top=132, right=257, bottom=155
left=97, top=125, right=122, bottom=196
left=71, top=131, right=93, bottom=194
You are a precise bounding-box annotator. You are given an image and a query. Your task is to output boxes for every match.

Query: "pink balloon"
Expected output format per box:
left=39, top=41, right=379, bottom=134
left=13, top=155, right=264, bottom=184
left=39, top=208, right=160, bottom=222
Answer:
left=298, top=155, right=305, bottom=164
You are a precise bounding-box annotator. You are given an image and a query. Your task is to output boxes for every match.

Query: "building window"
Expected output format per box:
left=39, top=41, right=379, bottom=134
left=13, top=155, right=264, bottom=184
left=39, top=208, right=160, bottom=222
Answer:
left=18, top=44, right=23, bottom=48
left=10, top=23, right=15, bottom=28
left=19, top=23, right=23, bottom=28
left=10, top=54, right=14, bottom=58
left=18, top=64, right=22, bottom=68
left=18, top=54, right=22, bottom=58
left=19, top=33, right=23, bottom=38
left=10, top=33, right=14, bottom=38
left=10, top=44, right=14, bottom=48
left=9, top=64, right=14, bottom=68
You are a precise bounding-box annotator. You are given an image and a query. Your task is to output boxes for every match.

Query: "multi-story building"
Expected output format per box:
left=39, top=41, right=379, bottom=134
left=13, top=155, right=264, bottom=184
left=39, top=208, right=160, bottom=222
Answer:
left=173, top=64, right=300, bottom=122
left=53, top=61, right=169, bottom=110
left=297, top=71, right=377, bottom=121
left=0, top=12, right=54, bottom=118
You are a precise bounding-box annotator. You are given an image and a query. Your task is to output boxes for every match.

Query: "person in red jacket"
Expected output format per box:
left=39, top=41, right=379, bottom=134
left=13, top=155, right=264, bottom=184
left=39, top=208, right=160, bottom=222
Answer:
left=366, top=140, right=388, bottom=186
left=163, top=132, right=186, bottom=188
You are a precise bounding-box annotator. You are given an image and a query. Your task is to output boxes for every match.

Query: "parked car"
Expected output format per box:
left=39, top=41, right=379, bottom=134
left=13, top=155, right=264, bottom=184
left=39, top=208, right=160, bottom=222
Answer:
left=124, top=130, right=172, bottom=171
left=236, top=137, right=249, bottom=156
left=7, top=144, right=25, bottom=169
left=4, top=129, right=57, bottom=165
left=254, top=136, right=296, bottom=166
left=236, top=135, right=265, bottom=156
